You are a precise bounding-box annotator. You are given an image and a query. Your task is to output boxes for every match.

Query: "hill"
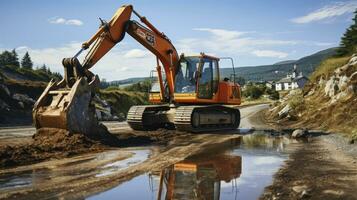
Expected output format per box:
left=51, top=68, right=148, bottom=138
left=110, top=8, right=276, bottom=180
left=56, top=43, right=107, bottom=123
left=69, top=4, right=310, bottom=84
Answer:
left=266, top=53, right=357, bottom=136
left=109, top=77, right=149, bottom=86
left=220, top=47, right=338, bottom=82
left=109, top=48, right=338, bottom=85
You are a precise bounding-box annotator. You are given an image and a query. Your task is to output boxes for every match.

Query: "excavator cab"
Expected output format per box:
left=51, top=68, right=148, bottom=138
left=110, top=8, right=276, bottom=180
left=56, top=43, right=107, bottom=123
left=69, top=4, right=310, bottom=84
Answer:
left=174, top=54, right=220, bottom=100
left=173, top=54, right=241, bottom=105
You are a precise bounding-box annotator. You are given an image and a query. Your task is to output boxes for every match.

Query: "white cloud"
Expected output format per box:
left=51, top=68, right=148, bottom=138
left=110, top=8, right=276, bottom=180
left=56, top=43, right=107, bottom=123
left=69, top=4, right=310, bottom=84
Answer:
left=48, top=17, right=83, bottom=26
left=175, top=28, right=298, bottom=58
left=123, top=49, right=150, bottom=58
left=11, top=42, right=155, bottom=81
left=193, top=28, right=247, bottom=40
left=252, top=50, right=288, bottom=58
left=291, top=1, right=357, bottom=24
left=312, top=42, right=335, bottom=46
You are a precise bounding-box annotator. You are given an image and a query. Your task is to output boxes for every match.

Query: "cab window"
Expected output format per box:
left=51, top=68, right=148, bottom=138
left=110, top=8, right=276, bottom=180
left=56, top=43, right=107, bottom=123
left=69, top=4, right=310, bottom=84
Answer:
left=174, top=57, right=199, bottom=93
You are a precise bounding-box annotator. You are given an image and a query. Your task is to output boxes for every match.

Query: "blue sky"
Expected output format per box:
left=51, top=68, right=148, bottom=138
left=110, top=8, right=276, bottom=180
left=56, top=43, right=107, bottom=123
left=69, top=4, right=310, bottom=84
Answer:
left=0, top=0, right=356, bottom=80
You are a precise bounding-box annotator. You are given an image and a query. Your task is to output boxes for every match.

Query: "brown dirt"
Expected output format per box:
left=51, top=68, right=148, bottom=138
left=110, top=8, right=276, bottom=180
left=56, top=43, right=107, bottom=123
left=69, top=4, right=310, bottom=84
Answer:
left=0, top=125, right=190, bottom=169
left=0, top=134, right=240, bottom=199
left=260, top=138, right=357, bottom=200
left=0, top=128, right=106, bottom=168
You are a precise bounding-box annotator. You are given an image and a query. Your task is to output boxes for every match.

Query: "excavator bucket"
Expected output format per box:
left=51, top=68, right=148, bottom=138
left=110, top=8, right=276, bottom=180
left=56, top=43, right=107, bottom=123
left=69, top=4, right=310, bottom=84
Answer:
left=32, top=58, right=101, bottom=136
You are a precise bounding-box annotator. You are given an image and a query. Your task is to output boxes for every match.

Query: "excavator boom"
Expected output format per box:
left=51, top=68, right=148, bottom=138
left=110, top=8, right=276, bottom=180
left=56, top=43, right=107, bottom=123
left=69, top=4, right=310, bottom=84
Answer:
left=33, top=5, right=178, bottom=134
left=33, top=4, right=241, bottom=135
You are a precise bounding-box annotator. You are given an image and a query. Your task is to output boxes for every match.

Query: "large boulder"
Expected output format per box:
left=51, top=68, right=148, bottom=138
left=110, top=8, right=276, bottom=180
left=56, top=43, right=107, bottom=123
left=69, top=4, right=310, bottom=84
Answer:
left=12, top=93, right=35, bottom=105
left=292, top=129, right=308, bottom=138
left=278, top=104, right=291, bottom=118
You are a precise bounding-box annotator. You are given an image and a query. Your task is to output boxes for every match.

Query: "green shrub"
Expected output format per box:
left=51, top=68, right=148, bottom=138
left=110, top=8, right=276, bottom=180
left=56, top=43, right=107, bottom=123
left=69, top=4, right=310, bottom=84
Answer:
left=243, top=84, right=265, bottom=99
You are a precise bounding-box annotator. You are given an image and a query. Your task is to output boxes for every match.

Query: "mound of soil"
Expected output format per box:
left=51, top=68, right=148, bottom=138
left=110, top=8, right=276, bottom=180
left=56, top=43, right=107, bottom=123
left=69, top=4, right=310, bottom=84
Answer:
left=0, top=128, right=107, bottom=168
left=0, top=125, right=167, bottom=169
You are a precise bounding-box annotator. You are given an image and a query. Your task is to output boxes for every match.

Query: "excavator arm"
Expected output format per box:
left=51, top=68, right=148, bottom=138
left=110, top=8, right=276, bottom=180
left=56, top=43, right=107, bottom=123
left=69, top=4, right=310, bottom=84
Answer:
left=33, top=5, right=179, bottom=135
left=79, top=5, right=178, bottom=98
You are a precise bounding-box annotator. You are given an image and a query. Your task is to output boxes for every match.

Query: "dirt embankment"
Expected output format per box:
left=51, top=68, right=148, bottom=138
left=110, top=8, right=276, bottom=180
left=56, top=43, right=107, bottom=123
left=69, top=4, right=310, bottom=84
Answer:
left=260, top=137, right=357, bottom=200
left=0, top=74, right=46, bottom=126
left=266, top=54, right=357, bottom=138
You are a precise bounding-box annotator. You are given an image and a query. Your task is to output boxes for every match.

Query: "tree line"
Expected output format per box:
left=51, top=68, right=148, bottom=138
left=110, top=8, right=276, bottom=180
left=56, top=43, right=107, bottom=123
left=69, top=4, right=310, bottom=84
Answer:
left=337, top=9, right=357, bottom=56
left=0, top=49, right=62, bottom=81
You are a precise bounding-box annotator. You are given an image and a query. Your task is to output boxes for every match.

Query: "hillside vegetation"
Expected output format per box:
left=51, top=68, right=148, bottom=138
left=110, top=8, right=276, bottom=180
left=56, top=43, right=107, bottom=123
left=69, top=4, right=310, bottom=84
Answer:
left=98, top=89, right=148, bottom=120
left=220, top=47, right=337, bottom=82
left=267, top=10, right=357, bottom=138
left=267, top=54, right=356, bottom=137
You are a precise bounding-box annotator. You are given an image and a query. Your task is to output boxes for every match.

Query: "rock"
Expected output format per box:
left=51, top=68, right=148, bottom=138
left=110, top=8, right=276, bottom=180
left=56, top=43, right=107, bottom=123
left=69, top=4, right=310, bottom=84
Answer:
left=292, top=185, right=308, bottom=193
left=0, top=99, right=9, bottom=110
left=323, top=189, right=345, bottom=196
left=18, top=101, right=25, bottom=109
left=0, top=84, right=11, bottom=97
left=348, top=55, right=357, bottom=66
left=292, top=129, right=308, bottom=138
left=278, top=104, right=291, bottom=118
left=12, top=93, right=35, bottom=105
left=300, top=190, right=311, bottom=198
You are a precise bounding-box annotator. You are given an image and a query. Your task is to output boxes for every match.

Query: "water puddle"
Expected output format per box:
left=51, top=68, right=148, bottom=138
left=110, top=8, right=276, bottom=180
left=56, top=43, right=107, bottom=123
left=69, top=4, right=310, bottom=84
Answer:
left=0, top=147, right=154, bottom=192
left=96, top=149, right=151, bottom=177
left=88, top=132, right=295, bottom=200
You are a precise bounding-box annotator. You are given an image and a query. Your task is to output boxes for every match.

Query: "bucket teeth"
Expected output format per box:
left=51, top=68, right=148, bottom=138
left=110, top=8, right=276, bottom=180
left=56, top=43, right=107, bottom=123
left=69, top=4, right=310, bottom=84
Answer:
left=33, top=78, right=99, bottom=135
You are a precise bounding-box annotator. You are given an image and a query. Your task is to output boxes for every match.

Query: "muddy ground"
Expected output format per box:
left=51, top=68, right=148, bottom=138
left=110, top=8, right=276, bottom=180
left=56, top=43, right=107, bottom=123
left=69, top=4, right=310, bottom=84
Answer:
left=1, top=104, right=357, bottom=199
left=0, top=122, right=183, bottom=168
left=261, top=136, right=357, bottom=200
left=0, top=104, right=270, bottom=169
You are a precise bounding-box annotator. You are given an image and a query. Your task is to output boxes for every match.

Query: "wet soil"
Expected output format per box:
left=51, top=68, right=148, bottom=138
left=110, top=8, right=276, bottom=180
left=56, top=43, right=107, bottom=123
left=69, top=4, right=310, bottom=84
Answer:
left=260, top=138, right=357, bottom=200
left=0, top=125, right=174, bottom=169
left=2, top=104, right=357, bottom=199
left=0, top=134, right=241, bottom=199
left=0, top=128, right=106, bottom=168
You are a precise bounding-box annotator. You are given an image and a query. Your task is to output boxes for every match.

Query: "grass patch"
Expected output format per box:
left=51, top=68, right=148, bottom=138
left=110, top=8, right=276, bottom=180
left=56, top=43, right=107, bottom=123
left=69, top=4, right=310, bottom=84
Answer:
left=98, top=89, right=149, bottom=120
left=309, top=56, right=350, bottom=83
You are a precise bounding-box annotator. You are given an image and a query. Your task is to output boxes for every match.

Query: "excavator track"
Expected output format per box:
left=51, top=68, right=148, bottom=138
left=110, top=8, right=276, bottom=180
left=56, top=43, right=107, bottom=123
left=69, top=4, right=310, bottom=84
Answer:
left=127, top=105, right=172, bottom=131
left=174, top=105, right=240, bottom=133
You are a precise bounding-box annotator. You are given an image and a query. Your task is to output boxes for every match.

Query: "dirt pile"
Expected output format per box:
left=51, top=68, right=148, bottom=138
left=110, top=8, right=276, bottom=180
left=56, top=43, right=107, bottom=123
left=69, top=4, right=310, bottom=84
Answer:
left=266, top=54, right=357, bottom=137
left=0, top=128, right=108, bottom=168
left=0, top=125, right=177, bottom=168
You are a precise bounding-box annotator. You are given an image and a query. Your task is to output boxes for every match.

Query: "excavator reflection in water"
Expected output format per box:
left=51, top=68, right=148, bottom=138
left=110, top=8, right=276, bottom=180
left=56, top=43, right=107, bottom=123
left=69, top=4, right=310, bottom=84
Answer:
left=156, top=154, right=242, bottom=200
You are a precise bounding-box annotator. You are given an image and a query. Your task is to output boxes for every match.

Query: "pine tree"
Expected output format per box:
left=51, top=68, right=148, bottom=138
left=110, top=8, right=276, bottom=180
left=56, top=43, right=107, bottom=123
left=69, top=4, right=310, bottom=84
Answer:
left=337, top=9, right=357, bottom=56
left=0, top=51, right=13, bottom=66
left=21, top=51, right=33, bottom=70
left=0, top=50, right=20, bottom=68
left=10, top=49, right=20, bottom=68
left=40, top=64, right=47, bottom=71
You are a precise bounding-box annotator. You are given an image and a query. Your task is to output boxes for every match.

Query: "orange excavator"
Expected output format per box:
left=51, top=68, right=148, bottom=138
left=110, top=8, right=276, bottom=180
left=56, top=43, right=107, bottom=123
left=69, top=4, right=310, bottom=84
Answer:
left=157, top=154, right=242, bottom=199
left=33, top=5, right=241, bottom=134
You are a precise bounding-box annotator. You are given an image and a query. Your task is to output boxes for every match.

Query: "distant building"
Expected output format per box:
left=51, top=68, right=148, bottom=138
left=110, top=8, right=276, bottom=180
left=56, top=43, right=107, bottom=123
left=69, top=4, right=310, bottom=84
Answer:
left=275, top=65, right=308, bottom=91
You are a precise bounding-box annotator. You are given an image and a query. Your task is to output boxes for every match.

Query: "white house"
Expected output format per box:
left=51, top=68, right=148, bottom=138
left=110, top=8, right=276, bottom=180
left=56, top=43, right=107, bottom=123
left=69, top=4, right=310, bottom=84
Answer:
left=275, top=65, right=308, bottom=91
